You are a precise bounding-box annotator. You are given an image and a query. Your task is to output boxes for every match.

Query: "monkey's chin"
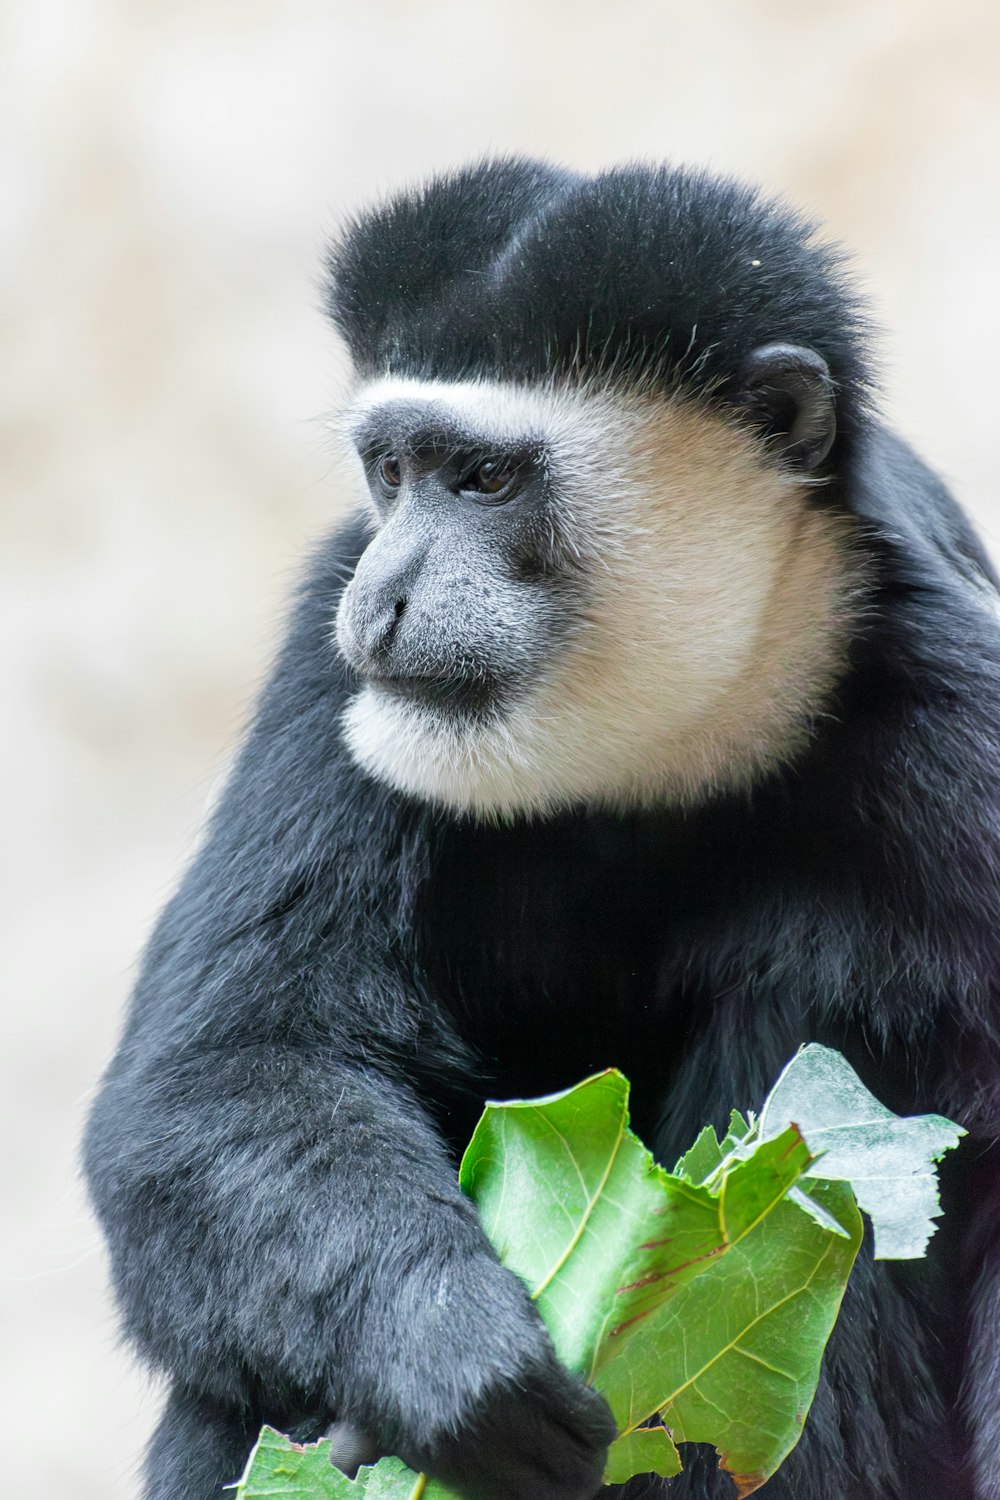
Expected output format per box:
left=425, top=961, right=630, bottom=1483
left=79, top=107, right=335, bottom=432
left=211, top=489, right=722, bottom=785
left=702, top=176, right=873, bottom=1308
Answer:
left=340, top=681, right=712, bottom=822
left=341, top=684, right=536, bottom=820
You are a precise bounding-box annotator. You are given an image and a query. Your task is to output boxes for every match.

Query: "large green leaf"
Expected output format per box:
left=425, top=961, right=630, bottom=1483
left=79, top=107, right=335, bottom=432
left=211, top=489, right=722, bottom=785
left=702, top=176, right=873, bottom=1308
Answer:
left=459, top=1071, right=723, bottom=1376
left=621, top=1178, right=861, bottom=1496
left=463, top=1075, right=862, bottom=1492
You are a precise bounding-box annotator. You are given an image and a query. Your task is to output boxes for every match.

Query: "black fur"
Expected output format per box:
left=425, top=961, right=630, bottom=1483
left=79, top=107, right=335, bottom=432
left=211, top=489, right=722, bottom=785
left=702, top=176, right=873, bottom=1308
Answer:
left=326, top=157, right=870, bottom=455
left=86, top=160, right=1000, bottom=1499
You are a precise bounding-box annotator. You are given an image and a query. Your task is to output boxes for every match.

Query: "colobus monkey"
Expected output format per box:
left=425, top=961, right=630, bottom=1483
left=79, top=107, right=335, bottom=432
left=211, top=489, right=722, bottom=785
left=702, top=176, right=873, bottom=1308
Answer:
left=85, top=159, right=1000, bottom=1500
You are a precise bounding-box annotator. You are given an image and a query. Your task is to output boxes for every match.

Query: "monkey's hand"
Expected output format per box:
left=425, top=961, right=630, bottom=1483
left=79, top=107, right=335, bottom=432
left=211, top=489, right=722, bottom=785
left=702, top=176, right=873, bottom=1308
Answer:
left=335, top=1244, right=615, bottom=1500
left=407, top=1359, right=615, bottom=1500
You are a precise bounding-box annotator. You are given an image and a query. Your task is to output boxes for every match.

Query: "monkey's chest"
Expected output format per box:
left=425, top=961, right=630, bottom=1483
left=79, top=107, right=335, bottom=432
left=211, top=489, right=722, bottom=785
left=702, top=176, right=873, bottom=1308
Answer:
left=415, top=817, right=696, bottom=1121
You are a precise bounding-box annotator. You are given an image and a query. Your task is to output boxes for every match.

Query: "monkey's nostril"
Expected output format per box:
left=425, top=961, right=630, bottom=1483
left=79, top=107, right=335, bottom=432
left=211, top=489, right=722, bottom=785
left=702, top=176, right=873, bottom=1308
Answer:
left=366, top=597, right=405, bottom=660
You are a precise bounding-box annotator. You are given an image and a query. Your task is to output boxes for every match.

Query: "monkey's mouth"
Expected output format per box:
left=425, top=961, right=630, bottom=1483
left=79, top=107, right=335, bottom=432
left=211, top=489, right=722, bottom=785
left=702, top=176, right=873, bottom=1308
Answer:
left=363, top=667, right=500, bottom=716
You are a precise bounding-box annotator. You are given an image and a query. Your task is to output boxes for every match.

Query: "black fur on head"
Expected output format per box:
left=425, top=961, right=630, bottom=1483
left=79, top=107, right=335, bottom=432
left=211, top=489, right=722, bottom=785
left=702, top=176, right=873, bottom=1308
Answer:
left=325, top=156, right=873, bottom=453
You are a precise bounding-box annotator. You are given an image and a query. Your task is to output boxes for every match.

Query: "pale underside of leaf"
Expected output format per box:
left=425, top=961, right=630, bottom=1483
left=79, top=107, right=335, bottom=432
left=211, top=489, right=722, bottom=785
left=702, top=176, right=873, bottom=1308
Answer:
left=759, top=1044, right=966, bottom=1257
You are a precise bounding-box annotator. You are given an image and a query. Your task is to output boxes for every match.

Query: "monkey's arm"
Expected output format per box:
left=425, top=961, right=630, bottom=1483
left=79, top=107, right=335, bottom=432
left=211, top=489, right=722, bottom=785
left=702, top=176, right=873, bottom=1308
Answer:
left=84, top=912, right=612, bottom=1498
left=84, top=525, right=611, bottom=1497
left=85, top=1026, right=525, bottom=1428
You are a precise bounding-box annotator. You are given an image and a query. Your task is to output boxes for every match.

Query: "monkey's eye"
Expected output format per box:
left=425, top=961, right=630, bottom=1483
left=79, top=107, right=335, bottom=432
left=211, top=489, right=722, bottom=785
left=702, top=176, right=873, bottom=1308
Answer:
left=376, top=454, right=402, bottom=495
left=459, top=458, right=519, bottom=504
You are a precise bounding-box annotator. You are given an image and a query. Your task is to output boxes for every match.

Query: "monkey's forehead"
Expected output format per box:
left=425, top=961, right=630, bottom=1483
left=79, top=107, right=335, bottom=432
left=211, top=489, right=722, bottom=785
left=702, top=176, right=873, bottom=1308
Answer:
left=341, top=377, right=614, bottom=456
left=325, top=157, right=870, bottom=413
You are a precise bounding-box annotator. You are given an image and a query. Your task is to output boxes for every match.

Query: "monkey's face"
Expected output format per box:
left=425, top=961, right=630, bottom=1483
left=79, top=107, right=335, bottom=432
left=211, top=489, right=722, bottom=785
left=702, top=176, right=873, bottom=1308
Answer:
left=336, top=382, right=579, bottom=728
left=335, top=375, right=859, bottom=820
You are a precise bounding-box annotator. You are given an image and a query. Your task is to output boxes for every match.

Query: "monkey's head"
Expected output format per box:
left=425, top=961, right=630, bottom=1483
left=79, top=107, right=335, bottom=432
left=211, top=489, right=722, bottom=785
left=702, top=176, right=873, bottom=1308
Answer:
left=328, top=159, right=871, bottom=820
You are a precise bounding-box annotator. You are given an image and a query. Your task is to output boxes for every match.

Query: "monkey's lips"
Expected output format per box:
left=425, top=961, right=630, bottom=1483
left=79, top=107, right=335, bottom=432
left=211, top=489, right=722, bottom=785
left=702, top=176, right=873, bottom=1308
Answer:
left=363, top=666, right=499, bottom=716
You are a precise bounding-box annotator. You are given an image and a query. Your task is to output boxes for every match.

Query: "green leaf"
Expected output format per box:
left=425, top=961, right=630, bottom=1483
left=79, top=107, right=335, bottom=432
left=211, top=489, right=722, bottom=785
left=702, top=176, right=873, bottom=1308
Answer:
left=672, top=1123, right=726, bottom=1184
left=233, top=1428, right=460, bottom=1500
left=363, top=1461, right=455, bottom=1500
left=786, top=1182, right=853, bottom=1239
left=604, top=1425, right=681, bottom=1484
left=464, top=1075, right=862, bottom=1492
left=233, top=1427, right=360, bottom=1498
left=722, top=1110, right=753, bottom=1149
left=673, top=1110, right=754, bottom=1188
left=758, top=1044, right=967, bottom=1258
left=460, top=1070, right=723, bottom=1374
left=638, top=1179, right=862, bottom=1496
left=589, top=1132, right=863, bottom=1492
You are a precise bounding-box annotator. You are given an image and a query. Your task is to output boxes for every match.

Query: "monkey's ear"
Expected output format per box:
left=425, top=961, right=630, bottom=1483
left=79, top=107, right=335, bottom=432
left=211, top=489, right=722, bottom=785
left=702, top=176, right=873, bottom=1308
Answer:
left=736, top=343, right=836, bottom=472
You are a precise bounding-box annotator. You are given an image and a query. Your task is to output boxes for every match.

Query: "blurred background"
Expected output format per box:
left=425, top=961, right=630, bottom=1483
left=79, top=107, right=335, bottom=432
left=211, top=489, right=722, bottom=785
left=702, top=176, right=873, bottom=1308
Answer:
left=2, top=1, right=999, bottom=1494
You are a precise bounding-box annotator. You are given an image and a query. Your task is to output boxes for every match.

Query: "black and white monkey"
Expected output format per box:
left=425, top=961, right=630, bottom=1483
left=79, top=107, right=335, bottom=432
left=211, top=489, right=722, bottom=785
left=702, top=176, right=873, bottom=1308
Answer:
left=85, top=159, right=1000, bottom=1500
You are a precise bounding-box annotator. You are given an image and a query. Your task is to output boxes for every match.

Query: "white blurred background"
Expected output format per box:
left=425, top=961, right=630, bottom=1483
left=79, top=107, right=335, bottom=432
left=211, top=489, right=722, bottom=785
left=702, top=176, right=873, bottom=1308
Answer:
left=2, top=2, right=999, bottom=1494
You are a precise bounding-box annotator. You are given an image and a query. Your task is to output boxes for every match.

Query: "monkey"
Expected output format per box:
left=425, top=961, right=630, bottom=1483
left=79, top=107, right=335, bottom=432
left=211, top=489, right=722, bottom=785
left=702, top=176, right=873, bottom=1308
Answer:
left=84, top=158, right=1000, bottom=1500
